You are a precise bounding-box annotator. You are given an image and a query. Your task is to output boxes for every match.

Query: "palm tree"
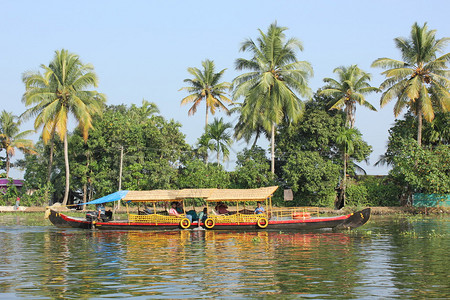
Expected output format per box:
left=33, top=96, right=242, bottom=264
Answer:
left=372, top=22, right=450, bottom=146
left=320, top=65, right=379, bottom=128
left=205, top=118, right=233, bottom=164
left=0, top=111, right=36, bottom=178
left=22, top=49, right=106, bottom=205
left=233, top=22, right=313, bottom=173
left=335, top=127, right=359, bottom=209
left=131, top=99, right=160, bottom=123
left=195, top=133, right=214, bottom=164
left=180, top=59, right=233, bottom=129
left=230, top=102, right=268, bottom=148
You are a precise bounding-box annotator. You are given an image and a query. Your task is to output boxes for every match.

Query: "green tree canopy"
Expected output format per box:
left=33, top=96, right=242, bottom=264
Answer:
left=0, top=110, right=35, bottom=178
left=233, top=22, right=313, bottom=173
left=180, top=59, right=232, bottom=128
left=320, top=65, right=378, bottom=128
left=372, top=22, right=450, bottom=146
left=22, top=49, right=106, bottom=205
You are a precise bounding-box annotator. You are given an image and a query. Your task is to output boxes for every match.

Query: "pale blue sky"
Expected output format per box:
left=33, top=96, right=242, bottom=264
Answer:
left=1, top=1, right=449, bottom=177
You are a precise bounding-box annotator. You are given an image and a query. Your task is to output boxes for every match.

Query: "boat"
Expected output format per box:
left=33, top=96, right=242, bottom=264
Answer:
left=46, top=186, right=371, bottom=230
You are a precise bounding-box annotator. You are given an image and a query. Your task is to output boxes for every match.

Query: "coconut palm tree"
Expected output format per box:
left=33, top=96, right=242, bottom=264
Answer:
left=205, top=117, right=233, bottom=164
left=22, top=49, right=106, bottom=205
left=233, top=22, right=313, bottom=173
left=180, top=59, right=233, bottom=129
left=335, top=127, right=360, bottom=208
left=372, top=22, right=450, bottom=146
left=0, top=111, right=36, bottom=178
left=320, top=65, right=379, bottom=128
left=195, top=133, right=214, bottom=164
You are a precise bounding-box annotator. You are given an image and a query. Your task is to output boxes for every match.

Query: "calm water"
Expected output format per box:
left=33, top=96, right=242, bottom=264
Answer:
left=0, top=214, right=448, bottom=299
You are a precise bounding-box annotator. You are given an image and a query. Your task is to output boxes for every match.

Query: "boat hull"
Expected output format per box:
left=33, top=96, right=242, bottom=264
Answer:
left=47, top=208, right=370, bottom=231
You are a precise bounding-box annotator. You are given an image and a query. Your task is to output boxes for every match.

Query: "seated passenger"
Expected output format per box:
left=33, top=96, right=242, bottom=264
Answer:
left=96, top=204, right=106, bottom=220
left=215, top=202, right=229, bottom=215
left=176, top=202, right=184, bottom=214
left=186, top=209, right=198, bottom=221
left=169, top=202, right=192, bottom=222
left=197, top=208, right=208, bottom=222
left=254, top=202, right=265, bottom=214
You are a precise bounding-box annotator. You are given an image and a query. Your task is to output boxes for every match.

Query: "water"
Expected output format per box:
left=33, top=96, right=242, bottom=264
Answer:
left=0, top=214, right=448, bottom=299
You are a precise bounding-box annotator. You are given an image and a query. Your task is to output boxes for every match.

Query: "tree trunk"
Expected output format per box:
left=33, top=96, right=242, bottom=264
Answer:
left=346, top=102, right=356, bottom=129
left=205, top=104, right=209, bottom=130
left=5, top=153, right=10, bottom=178
left=62, top=131, right=70, bottom=206
left=342, top=152, right=347, bottom=208
left=217, top=142, right=220, bottom=165
left=271, top=123, right=275, bottom=174
left=417, top=111, right=422, bottom=147
left=47, top=139, right=54, bottom=184
left=82, top=152, right=89, bottom=211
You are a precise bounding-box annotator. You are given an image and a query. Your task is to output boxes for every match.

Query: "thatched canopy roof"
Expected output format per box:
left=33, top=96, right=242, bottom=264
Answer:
left=205, top=186, right=278, bottom=202
left=122, top=186, right=278, bottom=203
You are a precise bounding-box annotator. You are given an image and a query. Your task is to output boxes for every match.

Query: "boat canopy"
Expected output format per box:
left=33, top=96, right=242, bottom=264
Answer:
left=76, top=190, right=129, bottom=206
left=122, top=186, right=278, bottom=203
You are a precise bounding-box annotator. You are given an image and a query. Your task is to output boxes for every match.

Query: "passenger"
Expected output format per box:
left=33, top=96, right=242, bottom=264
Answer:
left=96, top=204, right=106, bottom=220
left=254, top=202, right=265, bottom=214
left=197, top=207, right=208, bottom=227
left=215, top=202, right=229, bottom=215
left=169, top=202, right=192, bottom=222
left=105, top=209, right=113, bottom=220
left=186, top=209, right=198, bottom=221
left=176, top=202, right=184, bottom=214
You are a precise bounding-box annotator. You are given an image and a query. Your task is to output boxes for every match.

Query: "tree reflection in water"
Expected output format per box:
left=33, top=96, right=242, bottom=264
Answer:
left=0, top=216, right=448, bottom=299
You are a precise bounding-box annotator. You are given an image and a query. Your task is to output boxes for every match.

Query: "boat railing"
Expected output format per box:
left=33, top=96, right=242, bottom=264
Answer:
left=129, top=213, right=184, bottom=224
left=209, top=212, right=268, bottom=224
left=271, top=207, right=320, bottom=221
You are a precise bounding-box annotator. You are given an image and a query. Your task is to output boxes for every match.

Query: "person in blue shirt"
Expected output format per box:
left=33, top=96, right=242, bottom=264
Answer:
left=96, top=204, right=106, bottom=220
left=254, top=202, right=265, bottom=214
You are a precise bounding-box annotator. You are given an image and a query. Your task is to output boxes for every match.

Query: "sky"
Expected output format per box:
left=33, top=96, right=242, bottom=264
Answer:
left=1, top=0, right=449, bottom=178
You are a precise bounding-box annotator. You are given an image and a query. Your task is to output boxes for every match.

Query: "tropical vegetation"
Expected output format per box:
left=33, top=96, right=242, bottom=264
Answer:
left=320, top=65, right=379, bottom=128
left=232, top=22, right=313, bottom=174
left=372, top=22, right=450, bottom=146
left=180, top=59, right=233, bottom=129
left=0, top=111, right=35, bottom=178
left=22, top=49, right=106, bottom=205
left=1, top=22, right=448, bottom=209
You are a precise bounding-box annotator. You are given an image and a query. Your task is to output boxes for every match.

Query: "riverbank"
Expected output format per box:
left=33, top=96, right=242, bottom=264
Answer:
left=0, top=205, right=448, bottom=215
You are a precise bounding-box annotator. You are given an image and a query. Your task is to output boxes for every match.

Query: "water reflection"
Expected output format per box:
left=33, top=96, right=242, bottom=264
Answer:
left=0, top=216, right=448, bottom=299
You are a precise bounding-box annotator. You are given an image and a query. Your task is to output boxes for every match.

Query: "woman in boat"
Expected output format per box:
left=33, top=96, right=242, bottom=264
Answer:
left=169, top=202, right=192, bottom=222
left=215, top=202, right=229, bottom=215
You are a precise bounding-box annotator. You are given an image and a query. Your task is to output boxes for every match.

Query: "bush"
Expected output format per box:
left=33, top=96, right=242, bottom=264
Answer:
left=347, top=176, right=401, bottom=207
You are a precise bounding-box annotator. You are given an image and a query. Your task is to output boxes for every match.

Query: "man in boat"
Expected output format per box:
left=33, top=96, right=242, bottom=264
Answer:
left=96, top=204, right=106, bottom=221
left=197, top=207, right=208, bottom=227
left=254, top=202, right=265, bottom=214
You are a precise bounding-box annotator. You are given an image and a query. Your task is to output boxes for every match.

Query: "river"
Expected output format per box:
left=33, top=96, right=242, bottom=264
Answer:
left=0, top=213, right=448, bottom=299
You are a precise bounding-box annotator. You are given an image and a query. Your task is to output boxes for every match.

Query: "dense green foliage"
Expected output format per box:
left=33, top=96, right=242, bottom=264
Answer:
left=390, top=139, right=449, bottom=195
left=346, top=176, right=401, bottom=207
left=372, top=22, right=450, bottom=146
left=2, top=22, right=448, bottom=208
left=231, top=146, right=275, bottom=189
left=277, top=96, right=372, bottom=207
left=233, top=22, right=313, bottom=173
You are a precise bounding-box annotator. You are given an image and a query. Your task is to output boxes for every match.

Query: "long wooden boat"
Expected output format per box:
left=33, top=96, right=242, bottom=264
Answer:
left=46, top=187, right=371, bottom=231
